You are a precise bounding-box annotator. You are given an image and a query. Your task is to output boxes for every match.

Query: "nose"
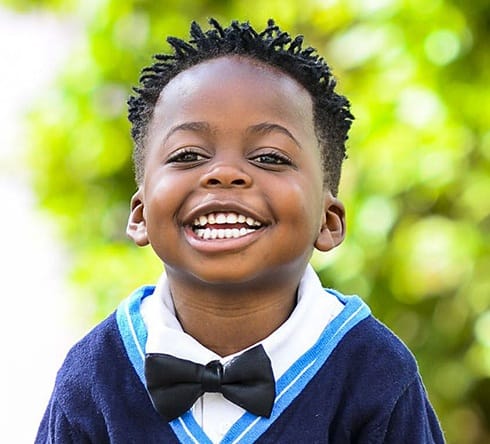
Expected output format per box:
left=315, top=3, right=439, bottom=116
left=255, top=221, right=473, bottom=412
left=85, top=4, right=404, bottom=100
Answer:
left=200, top=163, right=253, bottom=188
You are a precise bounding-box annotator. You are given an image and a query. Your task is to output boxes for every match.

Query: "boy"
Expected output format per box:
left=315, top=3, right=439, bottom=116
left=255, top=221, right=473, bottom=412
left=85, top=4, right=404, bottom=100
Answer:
left=37, top=19, right=445, bottom=443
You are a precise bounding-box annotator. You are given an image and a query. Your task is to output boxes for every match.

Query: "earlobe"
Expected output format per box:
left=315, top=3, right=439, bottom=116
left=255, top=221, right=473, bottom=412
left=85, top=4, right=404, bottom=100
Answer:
left=314, top=195, right=346, bottom=252
left=127, top=189, right=149, bottom=246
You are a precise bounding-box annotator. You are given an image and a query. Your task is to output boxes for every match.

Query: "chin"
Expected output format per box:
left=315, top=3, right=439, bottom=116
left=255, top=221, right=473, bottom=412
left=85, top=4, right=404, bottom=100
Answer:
left=192, top=270, right=262, bottom=287
left=188, top=263, right=302, bottom=291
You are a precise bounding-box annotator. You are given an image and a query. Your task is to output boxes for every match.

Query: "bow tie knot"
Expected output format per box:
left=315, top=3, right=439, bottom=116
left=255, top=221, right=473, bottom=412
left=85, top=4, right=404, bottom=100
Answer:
left=201, top=360, right=223, bottom=392
left=145, top=344, right=275, bottom=421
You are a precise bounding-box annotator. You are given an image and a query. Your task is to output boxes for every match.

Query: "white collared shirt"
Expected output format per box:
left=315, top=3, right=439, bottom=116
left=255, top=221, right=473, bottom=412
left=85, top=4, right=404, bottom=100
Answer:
left=140, top=264, right=343, bottom=443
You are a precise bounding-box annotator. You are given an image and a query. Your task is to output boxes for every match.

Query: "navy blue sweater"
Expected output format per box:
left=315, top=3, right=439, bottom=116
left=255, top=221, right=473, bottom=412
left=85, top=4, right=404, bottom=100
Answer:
left=36, top=288, right=444, bottom=443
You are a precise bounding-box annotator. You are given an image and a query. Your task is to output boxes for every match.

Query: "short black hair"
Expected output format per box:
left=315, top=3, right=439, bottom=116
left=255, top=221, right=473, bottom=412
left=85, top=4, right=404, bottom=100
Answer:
left=128, top=18, right=353, bottom=195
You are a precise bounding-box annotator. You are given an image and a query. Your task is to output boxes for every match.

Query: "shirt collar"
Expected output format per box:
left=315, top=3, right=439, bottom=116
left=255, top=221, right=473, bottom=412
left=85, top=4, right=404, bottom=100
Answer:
left=140, top=264, right=343, bottom=381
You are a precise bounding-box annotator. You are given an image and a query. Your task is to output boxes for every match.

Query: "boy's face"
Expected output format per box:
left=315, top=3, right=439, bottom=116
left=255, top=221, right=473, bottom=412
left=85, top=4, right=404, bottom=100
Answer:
left=128, top=56, right=345, bottom=288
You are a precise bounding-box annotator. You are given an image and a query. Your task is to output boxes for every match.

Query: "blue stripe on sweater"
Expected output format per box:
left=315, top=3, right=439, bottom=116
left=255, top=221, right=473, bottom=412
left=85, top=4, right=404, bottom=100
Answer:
left=116, top=285, right=154, bottom=383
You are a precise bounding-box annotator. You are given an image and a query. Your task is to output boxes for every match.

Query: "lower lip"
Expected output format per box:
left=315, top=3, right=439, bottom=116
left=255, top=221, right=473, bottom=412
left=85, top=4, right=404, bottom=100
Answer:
left=183, top=226, right=264, bottom=253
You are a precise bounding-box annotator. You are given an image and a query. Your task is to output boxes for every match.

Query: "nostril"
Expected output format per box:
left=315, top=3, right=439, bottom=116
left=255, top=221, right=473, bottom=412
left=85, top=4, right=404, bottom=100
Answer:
left=207, top=178, right=221, bottom=186
left=200, top=165, right=253, bottom=188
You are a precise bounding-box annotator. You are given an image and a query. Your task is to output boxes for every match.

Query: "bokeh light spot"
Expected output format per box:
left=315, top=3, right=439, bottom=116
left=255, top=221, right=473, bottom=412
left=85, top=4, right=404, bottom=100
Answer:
left=424, top=29, right=461, bottom=66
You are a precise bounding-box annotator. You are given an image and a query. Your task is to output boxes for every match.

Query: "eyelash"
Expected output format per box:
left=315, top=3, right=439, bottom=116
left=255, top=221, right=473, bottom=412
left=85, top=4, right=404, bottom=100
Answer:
left=166, top=148, right=207, bottom=163
left=250, top=151, right=292, bottom=166
left=166, top=148, right=293, bottom=167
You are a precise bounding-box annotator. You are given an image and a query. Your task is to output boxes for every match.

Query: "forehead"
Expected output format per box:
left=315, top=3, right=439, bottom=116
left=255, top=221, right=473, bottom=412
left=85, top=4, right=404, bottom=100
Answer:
left=150, top=56, right=315, bottom=136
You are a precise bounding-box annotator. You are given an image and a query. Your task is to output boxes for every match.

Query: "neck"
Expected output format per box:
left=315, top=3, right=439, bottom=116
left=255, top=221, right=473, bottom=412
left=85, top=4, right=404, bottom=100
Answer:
left=166, top=274, right=300, bottom=357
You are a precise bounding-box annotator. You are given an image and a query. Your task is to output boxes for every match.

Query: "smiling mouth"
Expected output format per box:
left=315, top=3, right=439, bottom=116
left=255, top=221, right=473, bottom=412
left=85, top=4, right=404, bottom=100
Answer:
left=191, top=212, right=263, bottom=240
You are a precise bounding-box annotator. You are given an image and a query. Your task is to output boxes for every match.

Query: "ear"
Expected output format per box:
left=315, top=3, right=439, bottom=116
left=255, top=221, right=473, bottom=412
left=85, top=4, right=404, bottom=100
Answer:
left=314, top=193, right=346, bottom=252
left=126, top=188, right=149, bottom=246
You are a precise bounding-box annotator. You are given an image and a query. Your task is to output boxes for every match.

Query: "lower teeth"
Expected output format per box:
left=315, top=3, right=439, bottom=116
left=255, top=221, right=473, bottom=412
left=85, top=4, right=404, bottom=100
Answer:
left=195, top=227, right=255, bottom=239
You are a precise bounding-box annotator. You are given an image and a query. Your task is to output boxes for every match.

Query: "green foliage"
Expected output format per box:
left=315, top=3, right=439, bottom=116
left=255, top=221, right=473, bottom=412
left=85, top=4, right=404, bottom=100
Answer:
left=0, top=0, right=75, bottom=12
left=5, top=0, right=489, bottom=441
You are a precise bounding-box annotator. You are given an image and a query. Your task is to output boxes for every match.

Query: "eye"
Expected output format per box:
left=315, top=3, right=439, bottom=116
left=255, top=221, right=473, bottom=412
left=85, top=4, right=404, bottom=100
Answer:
left=166, top=148, right=208, bottom=164
left=250, top=151, right=293, bottom=166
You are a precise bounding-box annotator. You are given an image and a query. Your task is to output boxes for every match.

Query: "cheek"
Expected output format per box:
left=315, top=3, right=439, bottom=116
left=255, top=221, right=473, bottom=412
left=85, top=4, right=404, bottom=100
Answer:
left=145, top=170, right=186, bottom=204
left=143, top=178, right=180, bottom=228
left=278, top=179, right=323, bottom=229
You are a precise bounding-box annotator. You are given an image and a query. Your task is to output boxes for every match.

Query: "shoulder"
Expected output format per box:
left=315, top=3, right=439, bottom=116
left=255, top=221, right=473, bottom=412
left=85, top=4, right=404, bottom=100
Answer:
left=38, top=293, right=175, bottom=443
left=263, top=295, right=444, bottom=443
left=59, top=284, right=154, bottom=388
left=65, top=313, right=120, bottom=366
left=333, top=310, right=419, bottom=389
left=348, top=314, right=417, bottom=367
left=37, top=313, right=126, bottom=440
left=53, top=313, right=124, bottom=401
left=314, top=294, right=423, bottom=418
left=311, top=298, right=444, bottom=441
left=324, top=292, right=419, bottom=384
left=69, top=312, right=120, bottom=355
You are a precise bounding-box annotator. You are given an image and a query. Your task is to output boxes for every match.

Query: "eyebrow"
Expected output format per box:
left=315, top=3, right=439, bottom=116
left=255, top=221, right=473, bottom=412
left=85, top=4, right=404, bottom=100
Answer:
left=246, top=122, right=302, bottom=149
left=163, top=121, right=302, bottom=149
left=164, top=121, right=211, bottom=142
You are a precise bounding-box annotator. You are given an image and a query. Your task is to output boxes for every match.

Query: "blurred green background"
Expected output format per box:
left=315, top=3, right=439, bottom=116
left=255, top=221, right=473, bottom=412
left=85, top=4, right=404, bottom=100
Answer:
left=3, top=0, right=489, bottom=442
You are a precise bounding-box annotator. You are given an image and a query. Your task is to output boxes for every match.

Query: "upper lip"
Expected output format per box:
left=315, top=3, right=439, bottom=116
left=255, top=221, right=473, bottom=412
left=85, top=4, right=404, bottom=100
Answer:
left=182, top=200, right=269, bottom=227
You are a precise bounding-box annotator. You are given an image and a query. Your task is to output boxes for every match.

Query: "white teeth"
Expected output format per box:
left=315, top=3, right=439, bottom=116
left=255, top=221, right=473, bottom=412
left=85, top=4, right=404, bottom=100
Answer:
left=226, top=213, right=238, bottom=223
left=194, top=227, right=255, bottom=240
left=192, top=212, right=263, bottom=228
left=216, top=213, right=227, bottom=224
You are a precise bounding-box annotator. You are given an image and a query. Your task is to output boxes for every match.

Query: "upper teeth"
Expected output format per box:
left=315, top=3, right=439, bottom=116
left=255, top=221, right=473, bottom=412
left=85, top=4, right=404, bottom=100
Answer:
left=193, top=212, right=261, bottom=228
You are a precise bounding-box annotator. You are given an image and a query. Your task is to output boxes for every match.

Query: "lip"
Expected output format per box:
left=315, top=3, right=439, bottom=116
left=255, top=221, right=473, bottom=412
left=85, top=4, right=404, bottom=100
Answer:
left=181, top=199, right=270, bottom=253
left=183, top=224, right=267, bottom=253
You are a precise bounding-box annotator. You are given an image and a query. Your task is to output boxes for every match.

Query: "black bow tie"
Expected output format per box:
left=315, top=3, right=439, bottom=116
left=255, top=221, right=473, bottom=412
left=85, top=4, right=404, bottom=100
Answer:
left=144, top=344, right=275, bottom=421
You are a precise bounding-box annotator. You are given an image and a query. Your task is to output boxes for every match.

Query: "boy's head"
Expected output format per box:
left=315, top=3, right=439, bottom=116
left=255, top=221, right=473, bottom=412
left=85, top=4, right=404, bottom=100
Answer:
left=128, top=19, right=353, bottom=196
left=126, top=19, right=350, bottom=286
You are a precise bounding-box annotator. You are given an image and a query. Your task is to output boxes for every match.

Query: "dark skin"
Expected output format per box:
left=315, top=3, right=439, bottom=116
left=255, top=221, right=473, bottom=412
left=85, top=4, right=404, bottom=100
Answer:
left=127, top=56, right=346, bottom=357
